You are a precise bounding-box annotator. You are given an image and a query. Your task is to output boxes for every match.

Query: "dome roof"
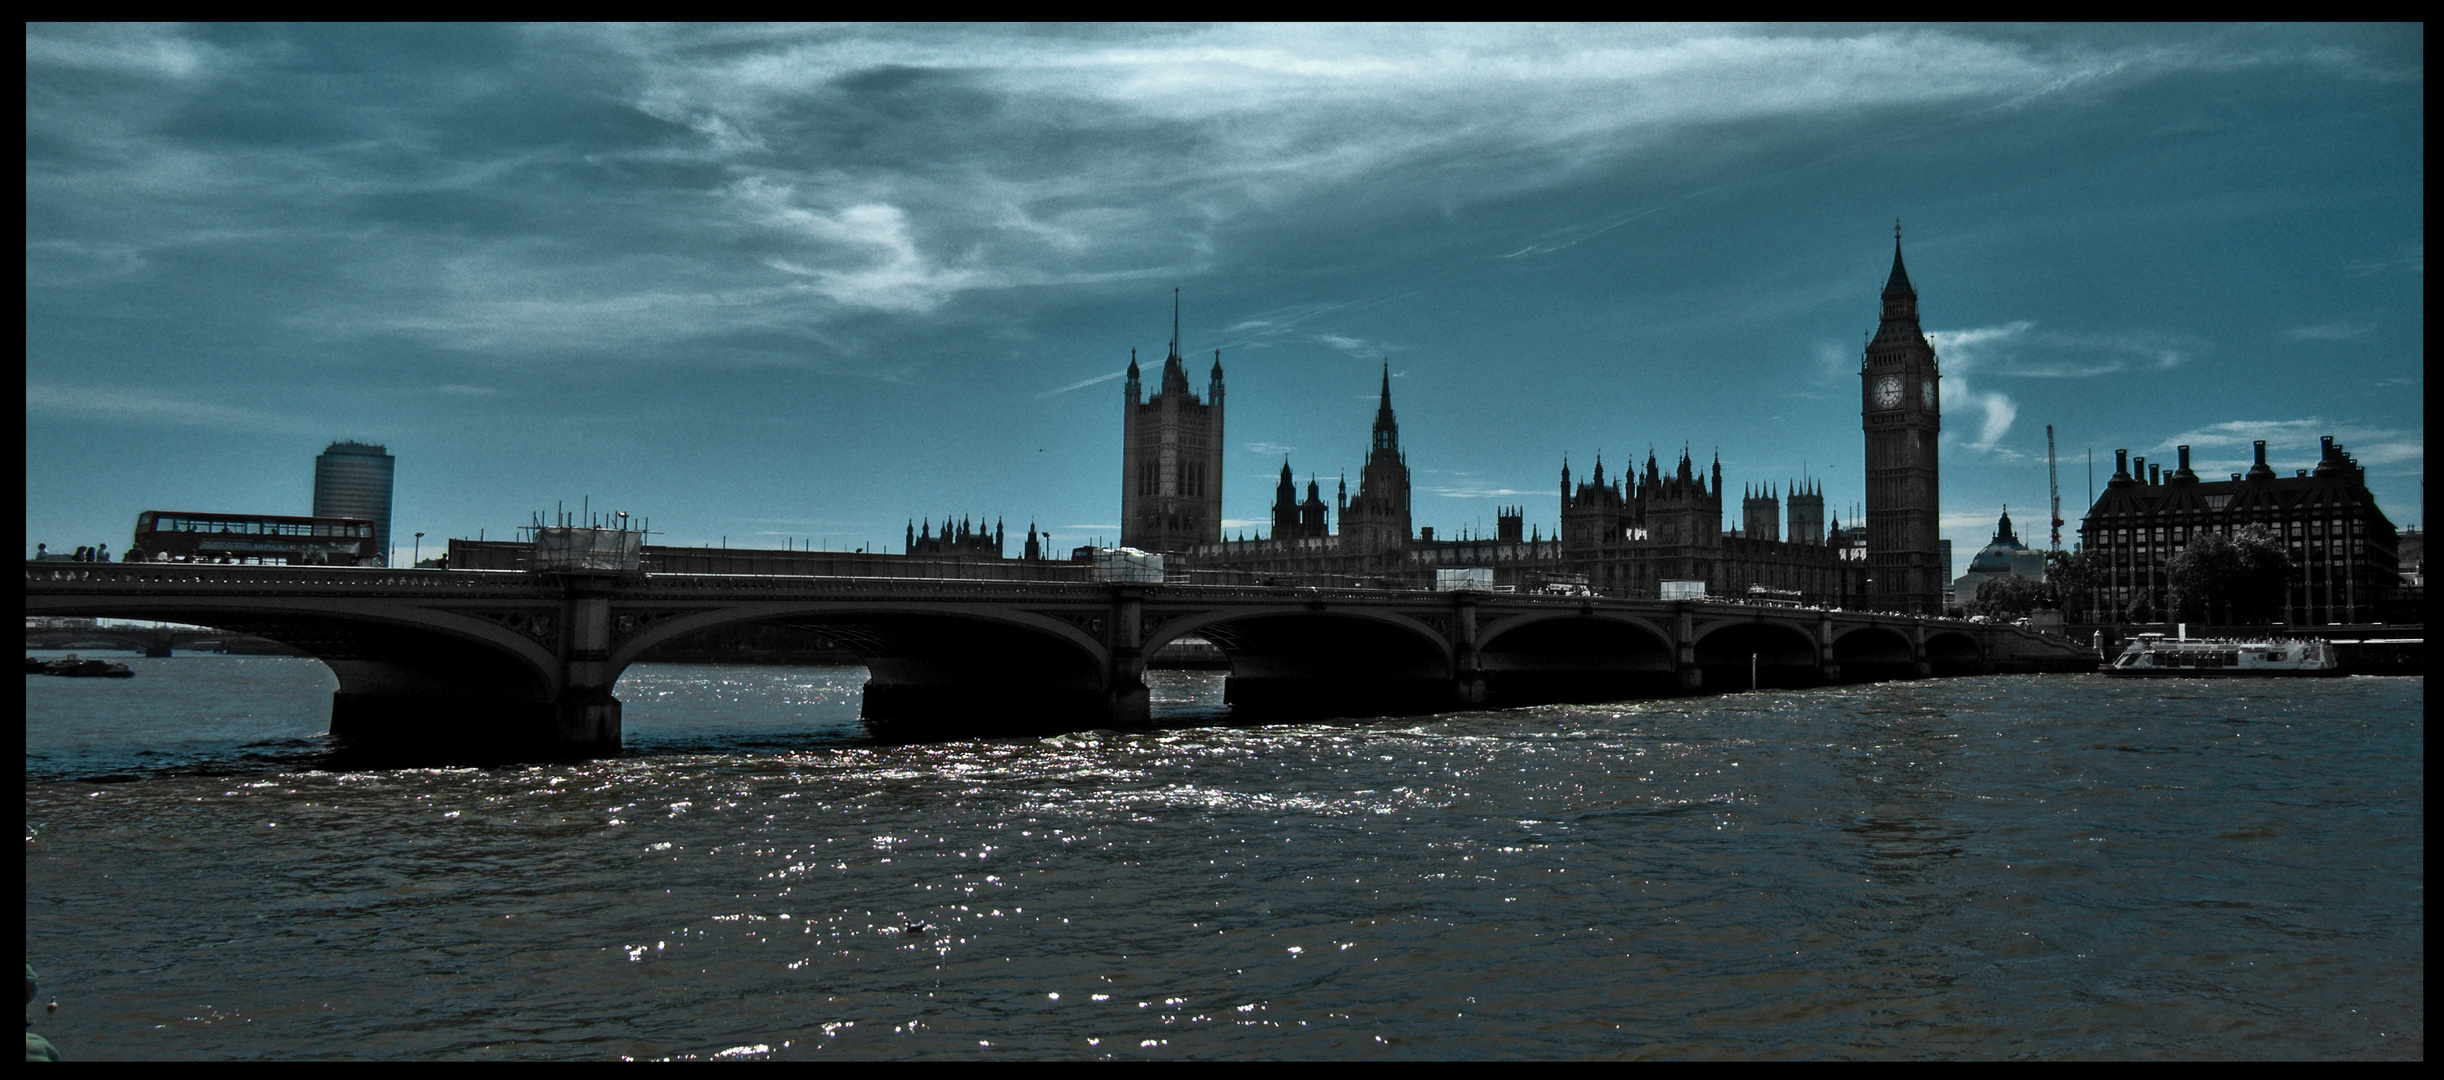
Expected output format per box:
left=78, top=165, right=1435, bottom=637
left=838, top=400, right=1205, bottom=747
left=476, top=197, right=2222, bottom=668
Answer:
left=1965, top=509, right=2030, bottom=573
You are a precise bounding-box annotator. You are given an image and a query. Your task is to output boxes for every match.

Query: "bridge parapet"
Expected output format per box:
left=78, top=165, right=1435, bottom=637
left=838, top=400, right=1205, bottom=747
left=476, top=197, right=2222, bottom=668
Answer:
left=28, top=563, right=542, bottom=593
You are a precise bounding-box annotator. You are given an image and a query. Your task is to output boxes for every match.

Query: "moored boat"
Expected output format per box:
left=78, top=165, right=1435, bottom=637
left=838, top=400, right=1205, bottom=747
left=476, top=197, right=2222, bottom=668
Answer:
left=2104, top=634, right=2339, bottom=677
left=33, top=654, right=136, bottom=678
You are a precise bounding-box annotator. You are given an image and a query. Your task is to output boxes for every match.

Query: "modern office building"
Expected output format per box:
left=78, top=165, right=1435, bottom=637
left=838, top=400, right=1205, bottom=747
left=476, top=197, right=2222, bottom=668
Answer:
left=313, top=441, right=395, bottom=567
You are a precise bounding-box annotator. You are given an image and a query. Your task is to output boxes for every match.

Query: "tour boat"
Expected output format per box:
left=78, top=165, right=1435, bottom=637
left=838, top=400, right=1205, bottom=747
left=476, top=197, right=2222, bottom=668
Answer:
left=2104, top=634, right=2340, bottom=678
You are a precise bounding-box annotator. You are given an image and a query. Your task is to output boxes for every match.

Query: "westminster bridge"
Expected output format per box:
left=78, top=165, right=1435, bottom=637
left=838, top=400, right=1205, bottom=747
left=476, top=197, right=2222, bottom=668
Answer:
left=25, top=562, right=2094, bottom=757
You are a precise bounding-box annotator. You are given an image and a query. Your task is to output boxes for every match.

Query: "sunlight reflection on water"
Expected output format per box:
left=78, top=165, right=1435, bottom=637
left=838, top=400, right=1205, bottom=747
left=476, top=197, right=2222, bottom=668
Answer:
left=24, top=664, right=2424, bottom=1059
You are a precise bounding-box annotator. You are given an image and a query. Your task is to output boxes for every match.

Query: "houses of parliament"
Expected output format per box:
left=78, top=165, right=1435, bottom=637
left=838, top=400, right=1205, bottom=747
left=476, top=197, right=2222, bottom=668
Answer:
left=1116, top=235, right=1950, bottom=614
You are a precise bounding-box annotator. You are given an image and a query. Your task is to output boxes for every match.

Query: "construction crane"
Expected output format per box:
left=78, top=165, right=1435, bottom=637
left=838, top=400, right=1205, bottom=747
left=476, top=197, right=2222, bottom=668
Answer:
left=2047, top=424, right=2063, bottom=551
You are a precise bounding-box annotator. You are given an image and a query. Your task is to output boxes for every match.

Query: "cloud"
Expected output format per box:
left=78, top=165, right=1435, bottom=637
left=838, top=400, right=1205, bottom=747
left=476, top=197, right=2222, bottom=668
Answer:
left=25, top=241, right=150, bottom=288
left=1316, top=332, right=1405, bottom=360
left=1933, top=320, right=2198, bottom=379
left=2346, top=244, right=2421, bottom=276
left=2284, top=321, right=2375, bottom=341
left=1037, top=370, right=1127, bottom=398
left=1421, top=485, right=1537, bottom=499
left=1243, top=442, right=1297, bottom=455
left=1948, top=382, right=2019, bottom=453
left=24, top=24, right=227, bottom=81
left=1919, top=322, right=2027, bottom=452
left=1925, top=318, right=2214, bottom=454
left=735, top=180, right=1001, bottom=314
left=1943, top=510, right=2017, bottom=530
left=2144, top=418, right=2424, bottom=471
left=26, top=384, right=327, bottom=434
left=27, top=23, right=2351, bottom=380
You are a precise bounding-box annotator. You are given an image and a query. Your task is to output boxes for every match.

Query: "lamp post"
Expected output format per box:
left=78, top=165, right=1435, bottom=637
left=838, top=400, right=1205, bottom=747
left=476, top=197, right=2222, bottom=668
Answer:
left=413, top=532, right=424, bottom=568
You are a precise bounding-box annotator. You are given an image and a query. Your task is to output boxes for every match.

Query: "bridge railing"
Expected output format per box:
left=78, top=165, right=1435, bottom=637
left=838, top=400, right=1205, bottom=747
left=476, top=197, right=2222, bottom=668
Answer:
left=25, top=563, right=540, bottom=591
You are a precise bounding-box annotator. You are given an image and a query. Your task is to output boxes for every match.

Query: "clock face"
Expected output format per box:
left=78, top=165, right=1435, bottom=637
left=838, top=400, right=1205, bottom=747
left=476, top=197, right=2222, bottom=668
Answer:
left=1921, top=378, right=1936, bottom=410
left=1872, top=375, right=1902, bottom=409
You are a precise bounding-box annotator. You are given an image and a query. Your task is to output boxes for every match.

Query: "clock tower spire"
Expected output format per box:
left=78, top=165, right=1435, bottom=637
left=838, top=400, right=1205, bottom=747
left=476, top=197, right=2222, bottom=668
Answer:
left=1861, top=223, right=1943, bottom=614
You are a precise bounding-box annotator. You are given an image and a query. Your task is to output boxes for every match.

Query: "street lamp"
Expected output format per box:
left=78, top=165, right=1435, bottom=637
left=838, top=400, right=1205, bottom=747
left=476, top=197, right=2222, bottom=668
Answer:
left=414, top=532, right=425, bottom=568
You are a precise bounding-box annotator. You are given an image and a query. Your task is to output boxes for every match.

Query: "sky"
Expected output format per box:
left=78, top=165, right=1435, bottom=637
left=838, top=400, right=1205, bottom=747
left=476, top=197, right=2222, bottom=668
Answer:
left=26, top=24, right=2425, bottom=567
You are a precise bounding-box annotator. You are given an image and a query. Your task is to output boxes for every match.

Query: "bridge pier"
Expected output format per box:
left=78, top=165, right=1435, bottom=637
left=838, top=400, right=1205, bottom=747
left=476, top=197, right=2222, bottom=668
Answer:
left=554, top=576, right=624, bottom=752
left=1815, top=612, right=1842, bottom=684
left=1675, top=606, right=1703, bottom=692
left=1451, top=594, right=1488, bottom=706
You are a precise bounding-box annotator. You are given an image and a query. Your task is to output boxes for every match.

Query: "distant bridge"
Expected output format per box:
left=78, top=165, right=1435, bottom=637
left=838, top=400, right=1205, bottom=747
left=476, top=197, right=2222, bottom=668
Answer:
left=25, top=562, right=2093, bottom=757
left=24, top=623, right=291, bottom=657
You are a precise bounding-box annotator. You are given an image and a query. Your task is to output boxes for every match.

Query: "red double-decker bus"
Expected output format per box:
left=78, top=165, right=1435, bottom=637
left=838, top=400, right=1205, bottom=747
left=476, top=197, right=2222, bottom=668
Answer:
left=129, top=511, right=382, bottom=566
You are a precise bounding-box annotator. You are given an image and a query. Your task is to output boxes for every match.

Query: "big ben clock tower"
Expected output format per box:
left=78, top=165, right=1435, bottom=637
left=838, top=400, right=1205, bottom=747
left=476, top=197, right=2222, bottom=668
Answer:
left=1861, top=223, right=1942, bottom=614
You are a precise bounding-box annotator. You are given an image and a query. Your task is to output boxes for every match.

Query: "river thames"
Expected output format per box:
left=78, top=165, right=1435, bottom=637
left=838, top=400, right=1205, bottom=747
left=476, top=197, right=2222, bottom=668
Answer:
left=25, top=656, right=2423, bottom=1059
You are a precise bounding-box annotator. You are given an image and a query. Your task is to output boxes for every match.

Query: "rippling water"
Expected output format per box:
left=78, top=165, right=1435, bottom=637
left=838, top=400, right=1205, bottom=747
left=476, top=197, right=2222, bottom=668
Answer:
left=24, top=656, right=2424, bottom=1058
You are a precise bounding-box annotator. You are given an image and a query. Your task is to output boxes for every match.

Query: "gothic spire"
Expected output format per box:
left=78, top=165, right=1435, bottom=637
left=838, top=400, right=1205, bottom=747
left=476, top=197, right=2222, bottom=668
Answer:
left=1884, top=219, right=1916, bottom=298
left=1169, top=288, right=1182, bottom=360
left=1370, top=361, right=1399, bottom=452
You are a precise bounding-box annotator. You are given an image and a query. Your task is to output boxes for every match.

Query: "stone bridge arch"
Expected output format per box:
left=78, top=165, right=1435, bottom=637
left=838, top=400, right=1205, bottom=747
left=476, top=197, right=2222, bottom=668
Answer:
left=1833, top=624, right=1919, bottom=682
left=1924, top=630, right=1989, bottom=675
left=20, top=586, right=564, bottom=751
left=1145, top=605, right=1455, bottom=719
left=612, top=600, right=1117, bottom=735
left=1473, top=610, right=1678, bottom=704
left=1693, top=617, right=1823, bottom=690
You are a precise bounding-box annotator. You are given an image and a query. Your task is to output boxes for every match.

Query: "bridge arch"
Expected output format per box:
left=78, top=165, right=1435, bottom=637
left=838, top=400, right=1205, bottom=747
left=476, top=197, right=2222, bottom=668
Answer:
left=21, top=587, right=564, bottom=749
left=1146, top=606, right=1455, bottom=718
left=613, top=600, right=1116, bottom=735
left=1474, top=611, right=1678, bottom=704
left=1693, top=618, right=1822, bottom=690
left=610, top=601, right=1106, bottom=673
left=1925, top=630, right=1988, bottom=675
left=1833, top=624, right=1918, bottom=682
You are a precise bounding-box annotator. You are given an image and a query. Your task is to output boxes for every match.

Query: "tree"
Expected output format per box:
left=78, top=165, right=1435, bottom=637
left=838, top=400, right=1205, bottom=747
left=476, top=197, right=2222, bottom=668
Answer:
left=1969, top=575, right=2048, bottom=619
left=2046, top=548, right=2098, bottom=622
left=2126, top=591, right=2156, bottom=624
left=2167, top=530, right=2244, bottom=623
left=2230, top=524, right=2293, bottom=623
left=2166, top=525, right=2292, bottom=624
